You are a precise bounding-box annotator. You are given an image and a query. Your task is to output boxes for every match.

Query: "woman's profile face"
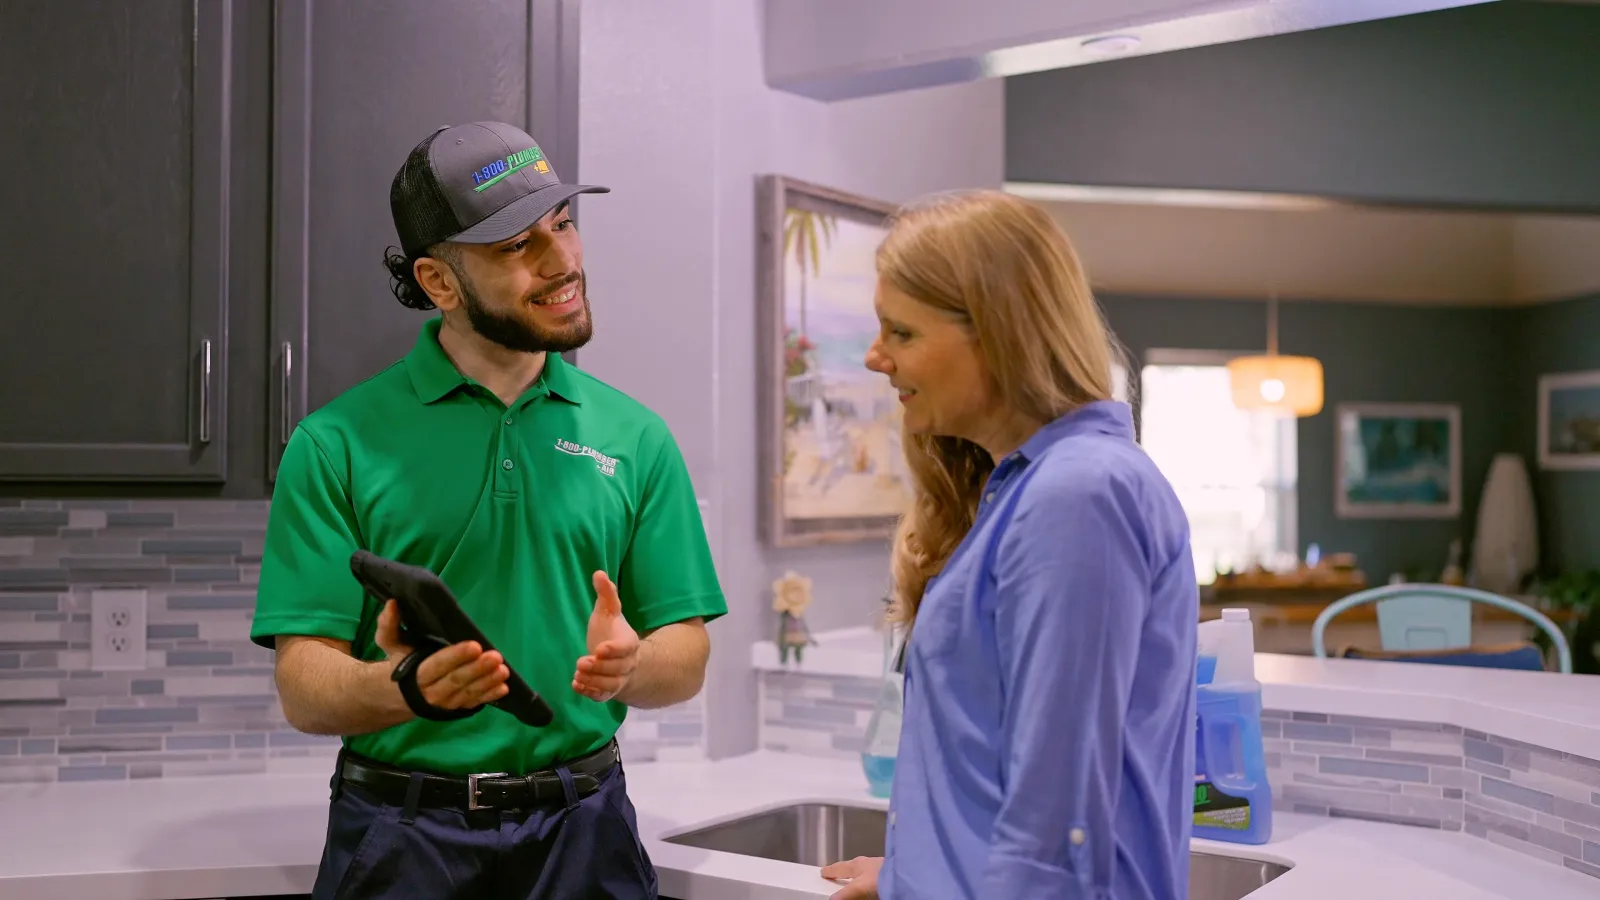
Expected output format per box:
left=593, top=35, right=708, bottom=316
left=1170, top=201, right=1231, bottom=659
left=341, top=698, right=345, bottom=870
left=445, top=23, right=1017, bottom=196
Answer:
left=864, top=278, right=992, bottom=440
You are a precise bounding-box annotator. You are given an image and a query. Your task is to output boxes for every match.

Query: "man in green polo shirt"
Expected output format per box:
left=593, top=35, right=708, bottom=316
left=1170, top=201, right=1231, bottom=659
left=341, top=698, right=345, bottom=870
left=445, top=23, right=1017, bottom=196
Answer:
left=251, top=121, right=725, bottom=900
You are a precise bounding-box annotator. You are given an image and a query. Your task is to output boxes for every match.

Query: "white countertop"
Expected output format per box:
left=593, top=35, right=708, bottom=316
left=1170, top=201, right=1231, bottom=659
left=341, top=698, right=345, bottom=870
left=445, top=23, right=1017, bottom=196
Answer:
left=1, top=749, right=1597, bottom=900
left=1253, top=652, right=1600, bottom=757
left=756, top=634, right=1600, bottom=758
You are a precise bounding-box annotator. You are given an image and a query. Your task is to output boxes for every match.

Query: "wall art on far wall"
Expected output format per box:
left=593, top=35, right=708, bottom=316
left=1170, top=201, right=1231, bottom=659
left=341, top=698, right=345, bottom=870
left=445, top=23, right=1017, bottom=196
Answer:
left=1334, top=402, right=1462, bottom=519
left=756, top=174, right=907, bottom=547
left=1537, top=369, right=1600, bottom=471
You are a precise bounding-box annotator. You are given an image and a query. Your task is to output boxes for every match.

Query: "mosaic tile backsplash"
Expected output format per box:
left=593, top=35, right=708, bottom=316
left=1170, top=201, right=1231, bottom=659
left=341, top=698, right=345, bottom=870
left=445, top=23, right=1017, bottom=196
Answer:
left=0, top=499, right=703, bottom=783
left=760, top=668, right=1600, bottom=882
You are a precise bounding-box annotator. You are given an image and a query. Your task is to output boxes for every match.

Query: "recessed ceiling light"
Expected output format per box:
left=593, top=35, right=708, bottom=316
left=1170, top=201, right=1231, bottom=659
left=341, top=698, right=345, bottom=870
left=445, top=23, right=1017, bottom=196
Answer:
left=1081, top=34, right=1142, bottom=56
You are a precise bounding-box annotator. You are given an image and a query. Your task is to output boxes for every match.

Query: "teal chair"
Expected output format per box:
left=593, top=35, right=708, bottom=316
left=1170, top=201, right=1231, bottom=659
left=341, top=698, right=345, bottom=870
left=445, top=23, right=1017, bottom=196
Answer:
left=1311, top=583, right=1573, bottom=674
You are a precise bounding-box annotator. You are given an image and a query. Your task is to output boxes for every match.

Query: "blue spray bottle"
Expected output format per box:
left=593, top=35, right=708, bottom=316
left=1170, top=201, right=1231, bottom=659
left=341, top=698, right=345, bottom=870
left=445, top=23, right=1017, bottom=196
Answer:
left=860, top=620, right=906, bottom=798
left=1194, top=608, right=1273, bottom=844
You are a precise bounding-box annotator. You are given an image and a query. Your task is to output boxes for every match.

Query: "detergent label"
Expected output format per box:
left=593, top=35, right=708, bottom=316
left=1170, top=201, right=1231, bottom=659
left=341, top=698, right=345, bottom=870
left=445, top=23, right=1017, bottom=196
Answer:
left=1194, top=780, right=1251, bottom=830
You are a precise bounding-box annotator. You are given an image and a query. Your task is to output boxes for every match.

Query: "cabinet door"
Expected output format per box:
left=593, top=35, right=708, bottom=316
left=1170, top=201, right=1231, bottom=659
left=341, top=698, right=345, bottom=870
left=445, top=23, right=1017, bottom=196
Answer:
left=269, top=0, right=581, bottom=480
left=0, top=0, right=234, bottom=482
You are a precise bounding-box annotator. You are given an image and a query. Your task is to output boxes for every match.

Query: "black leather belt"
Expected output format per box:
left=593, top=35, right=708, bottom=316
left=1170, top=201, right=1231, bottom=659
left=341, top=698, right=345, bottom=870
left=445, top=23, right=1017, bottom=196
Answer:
left=337, top=739, right=621, bottom=811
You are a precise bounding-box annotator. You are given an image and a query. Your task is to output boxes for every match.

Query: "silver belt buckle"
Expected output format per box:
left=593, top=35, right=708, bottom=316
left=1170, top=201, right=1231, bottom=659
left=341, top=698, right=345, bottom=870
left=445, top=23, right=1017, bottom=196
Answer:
left=466, top=772, right=507, bottom=810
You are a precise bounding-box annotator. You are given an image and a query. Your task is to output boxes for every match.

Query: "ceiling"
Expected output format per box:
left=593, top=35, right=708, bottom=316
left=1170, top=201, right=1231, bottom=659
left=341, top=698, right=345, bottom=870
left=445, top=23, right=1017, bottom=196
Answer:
left=1006, top=185, right=1600, bottom=306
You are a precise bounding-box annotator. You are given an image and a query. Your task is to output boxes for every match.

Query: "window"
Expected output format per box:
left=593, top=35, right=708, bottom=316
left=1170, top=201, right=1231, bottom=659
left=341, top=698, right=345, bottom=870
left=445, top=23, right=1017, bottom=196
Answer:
left=1137, top=350, right=1297, bottom=586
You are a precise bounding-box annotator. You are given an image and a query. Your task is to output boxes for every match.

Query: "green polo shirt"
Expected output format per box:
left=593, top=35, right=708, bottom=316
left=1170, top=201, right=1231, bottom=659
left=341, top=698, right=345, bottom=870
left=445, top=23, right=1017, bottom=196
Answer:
left=251, top=317, right=725, bottom=775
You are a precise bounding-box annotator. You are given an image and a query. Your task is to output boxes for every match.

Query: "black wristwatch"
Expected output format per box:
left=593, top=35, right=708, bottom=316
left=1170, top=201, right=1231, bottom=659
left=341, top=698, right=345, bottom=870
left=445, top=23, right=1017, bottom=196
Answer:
left=391, top=650, right=481, bottom=722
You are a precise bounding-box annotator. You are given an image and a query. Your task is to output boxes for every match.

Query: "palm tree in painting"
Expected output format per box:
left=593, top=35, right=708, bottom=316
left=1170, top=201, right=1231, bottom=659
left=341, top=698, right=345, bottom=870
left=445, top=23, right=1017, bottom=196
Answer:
left=783, top=207, right=838, bottom=349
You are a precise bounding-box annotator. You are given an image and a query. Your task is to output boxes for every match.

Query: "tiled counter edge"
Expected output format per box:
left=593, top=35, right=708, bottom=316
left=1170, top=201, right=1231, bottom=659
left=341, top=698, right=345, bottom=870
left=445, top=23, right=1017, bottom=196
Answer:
left=758, top=667, right=1600, bottom=883
left=0, top=500, right=707, bottom=783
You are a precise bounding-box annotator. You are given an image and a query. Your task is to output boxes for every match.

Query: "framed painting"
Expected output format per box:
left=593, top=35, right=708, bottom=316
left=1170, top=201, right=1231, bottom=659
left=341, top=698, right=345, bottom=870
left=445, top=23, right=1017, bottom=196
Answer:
left=756, top=174, right=906, bottom=547
left=1334, top=402, right=1461, bottom=519
left=1538, top=369, right=1600, bottom=470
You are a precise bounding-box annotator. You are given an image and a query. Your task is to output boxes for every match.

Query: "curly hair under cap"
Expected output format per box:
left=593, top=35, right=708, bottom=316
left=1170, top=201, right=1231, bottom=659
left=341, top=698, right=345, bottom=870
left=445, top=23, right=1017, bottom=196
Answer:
left=382, top=242, right=462, bottom=311
left=877, top=190, right=1130, bottom=627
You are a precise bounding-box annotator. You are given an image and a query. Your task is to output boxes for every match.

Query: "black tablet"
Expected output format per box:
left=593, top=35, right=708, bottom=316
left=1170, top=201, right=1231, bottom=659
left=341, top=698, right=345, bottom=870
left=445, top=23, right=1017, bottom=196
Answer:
left=348, top=549, right=554, bottom=728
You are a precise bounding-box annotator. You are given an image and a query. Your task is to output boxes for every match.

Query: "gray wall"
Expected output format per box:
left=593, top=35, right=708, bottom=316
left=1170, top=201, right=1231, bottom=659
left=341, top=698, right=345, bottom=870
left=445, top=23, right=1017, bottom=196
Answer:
left=576, top=0, right=1003, bottom=759
left=1005, top=2, right=1600, bottom=213
left=1102, top=294, right=1520, bottom=583
left=1512, top=293, right=1600, bottom=573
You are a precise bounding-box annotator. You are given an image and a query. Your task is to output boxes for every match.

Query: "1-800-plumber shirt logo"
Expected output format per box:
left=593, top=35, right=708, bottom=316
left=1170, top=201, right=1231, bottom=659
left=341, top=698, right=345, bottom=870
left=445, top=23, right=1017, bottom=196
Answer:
left=555, top=438, right=617, bottom=477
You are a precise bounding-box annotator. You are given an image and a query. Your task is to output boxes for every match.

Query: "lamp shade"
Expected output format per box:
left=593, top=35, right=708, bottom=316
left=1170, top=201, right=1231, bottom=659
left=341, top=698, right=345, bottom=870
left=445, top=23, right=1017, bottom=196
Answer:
left=1227, top=354, right=1324, bottom=416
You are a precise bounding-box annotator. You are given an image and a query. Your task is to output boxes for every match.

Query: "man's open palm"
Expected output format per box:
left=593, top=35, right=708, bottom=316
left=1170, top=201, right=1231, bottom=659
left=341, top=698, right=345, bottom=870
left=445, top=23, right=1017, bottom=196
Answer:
left=573, top=571, right=641, bottom=702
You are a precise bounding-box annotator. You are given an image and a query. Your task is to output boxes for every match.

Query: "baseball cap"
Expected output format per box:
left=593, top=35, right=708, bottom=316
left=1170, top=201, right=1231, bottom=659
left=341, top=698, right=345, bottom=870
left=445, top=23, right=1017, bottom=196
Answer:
left=390, top=121, right=609, bottom=257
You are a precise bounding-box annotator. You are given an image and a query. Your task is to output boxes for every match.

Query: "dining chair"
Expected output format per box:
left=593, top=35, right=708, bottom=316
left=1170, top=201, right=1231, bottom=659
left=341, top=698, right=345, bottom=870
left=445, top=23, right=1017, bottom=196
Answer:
left=1310, top=583, right=1573, bottom=674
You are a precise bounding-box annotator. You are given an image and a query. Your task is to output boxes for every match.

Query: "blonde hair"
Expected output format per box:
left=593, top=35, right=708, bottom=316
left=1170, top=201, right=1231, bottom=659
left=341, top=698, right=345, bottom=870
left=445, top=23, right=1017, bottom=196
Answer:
left=880, top=190, right=1127, bottom=625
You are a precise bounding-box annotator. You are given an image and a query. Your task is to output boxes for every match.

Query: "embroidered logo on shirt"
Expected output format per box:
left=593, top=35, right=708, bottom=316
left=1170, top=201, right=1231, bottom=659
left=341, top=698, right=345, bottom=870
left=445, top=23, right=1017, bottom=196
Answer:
left=555, top=438, right=618, bottom=477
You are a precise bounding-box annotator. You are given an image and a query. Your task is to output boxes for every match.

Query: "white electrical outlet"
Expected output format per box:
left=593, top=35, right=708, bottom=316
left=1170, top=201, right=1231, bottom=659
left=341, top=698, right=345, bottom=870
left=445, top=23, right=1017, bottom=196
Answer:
left=90, top=589, right=147, bottom=671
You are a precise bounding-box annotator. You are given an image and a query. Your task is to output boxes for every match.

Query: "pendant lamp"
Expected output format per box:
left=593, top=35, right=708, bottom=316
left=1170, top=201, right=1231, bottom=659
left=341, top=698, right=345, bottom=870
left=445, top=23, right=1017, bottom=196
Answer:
left=1228, top=295, right=1324, bottom=417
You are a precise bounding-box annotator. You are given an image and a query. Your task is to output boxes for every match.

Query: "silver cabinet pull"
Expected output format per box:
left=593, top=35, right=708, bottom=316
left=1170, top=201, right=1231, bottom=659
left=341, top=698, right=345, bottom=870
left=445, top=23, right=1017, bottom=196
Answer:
left=199, top=338, right=213, bottom=444
left=280, top=341, right=294, bottom=444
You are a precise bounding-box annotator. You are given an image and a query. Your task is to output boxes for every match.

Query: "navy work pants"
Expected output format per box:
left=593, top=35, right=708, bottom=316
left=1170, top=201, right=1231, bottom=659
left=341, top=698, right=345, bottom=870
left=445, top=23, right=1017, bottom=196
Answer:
left=310, top=757, right=658, bottom=899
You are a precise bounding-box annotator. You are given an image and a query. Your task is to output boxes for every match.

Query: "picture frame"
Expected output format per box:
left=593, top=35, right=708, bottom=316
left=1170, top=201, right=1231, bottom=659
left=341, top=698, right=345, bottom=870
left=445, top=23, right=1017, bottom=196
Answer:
left=1334, top=402, right=1461, bottom=519
left=1538, top=369, right=1600, bottom=471
left=756, top=174, right=906, bottom=547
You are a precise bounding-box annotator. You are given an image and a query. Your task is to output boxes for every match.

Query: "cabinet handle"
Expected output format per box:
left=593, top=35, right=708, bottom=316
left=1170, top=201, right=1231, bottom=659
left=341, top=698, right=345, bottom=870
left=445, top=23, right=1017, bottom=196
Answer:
left=280, top=341, right=294, bottom=445
left=199, top=338, right=213, bottom=444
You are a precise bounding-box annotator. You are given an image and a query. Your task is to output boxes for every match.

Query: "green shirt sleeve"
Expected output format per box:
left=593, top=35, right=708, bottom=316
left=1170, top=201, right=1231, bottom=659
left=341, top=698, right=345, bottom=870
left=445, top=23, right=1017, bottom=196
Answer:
left=618, top=423, right=727, bottom=633
left=250, top=425, right=369, bottom=649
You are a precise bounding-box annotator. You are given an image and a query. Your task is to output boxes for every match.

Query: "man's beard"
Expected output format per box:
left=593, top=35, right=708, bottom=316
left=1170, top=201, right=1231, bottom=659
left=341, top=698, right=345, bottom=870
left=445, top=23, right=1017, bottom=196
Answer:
left=460, top=271, right=593, bottom=355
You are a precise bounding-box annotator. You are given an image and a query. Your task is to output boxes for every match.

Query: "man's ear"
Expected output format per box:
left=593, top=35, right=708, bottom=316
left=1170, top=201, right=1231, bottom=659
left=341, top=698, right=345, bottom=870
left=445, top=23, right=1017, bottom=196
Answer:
left=414, top=254, right=462, bottom=312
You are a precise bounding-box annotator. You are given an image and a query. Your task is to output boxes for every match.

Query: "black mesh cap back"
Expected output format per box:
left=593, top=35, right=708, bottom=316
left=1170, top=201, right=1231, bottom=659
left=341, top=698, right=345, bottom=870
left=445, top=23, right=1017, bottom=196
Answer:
left=390, top=128, right=462, bottom=258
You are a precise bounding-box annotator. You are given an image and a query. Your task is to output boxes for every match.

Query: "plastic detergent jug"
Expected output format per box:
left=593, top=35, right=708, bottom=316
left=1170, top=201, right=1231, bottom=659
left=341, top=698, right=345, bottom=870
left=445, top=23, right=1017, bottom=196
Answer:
left=1194, top=608, right=1273, bottom=844
left=860, top=626, right=905, bottom=798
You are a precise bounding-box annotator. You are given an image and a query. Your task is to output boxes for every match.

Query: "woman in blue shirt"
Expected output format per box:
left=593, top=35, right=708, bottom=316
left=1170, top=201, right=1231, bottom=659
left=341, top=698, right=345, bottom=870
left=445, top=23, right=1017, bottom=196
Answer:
left=822, top=190, right=1199, bottom=900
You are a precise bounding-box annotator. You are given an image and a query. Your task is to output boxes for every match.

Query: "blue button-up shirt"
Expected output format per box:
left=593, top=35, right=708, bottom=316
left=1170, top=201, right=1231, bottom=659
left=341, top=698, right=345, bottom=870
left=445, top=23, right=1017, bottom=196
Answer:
left=879, top=401, right=1198, bottom=900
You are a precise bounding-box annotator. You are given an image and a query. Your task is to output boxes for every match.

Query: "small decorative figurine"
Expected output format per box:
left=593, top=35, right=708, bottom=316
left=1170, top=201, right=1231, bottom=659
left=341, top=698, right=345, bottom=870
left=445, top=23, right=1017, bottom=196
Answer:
left=772, top=570, right=818, bottom=665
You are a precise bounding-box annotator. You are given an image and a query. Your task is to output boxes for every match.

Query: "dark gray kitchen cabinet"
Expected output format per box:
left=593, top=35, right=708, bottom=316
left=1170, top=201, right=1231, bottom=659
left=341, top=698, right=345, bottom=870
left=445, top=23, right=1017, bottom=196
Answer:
left=0, top=0, right=241, bottom=483
left=268, top=0, right=582, bottom=481
left=0, top=0, right=581, bottom=495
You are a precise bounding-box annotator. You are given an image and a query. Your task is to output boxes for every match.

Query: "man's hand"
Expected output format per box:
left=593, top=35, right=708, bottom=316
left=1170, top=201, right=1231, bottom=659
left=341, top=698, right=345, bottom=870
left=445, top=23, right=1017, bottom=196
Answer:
left=821, top=856, right=882, bottom=899
left=573, top=571, right=641, bottom=702
left=374, top=599, right=510, bottom=712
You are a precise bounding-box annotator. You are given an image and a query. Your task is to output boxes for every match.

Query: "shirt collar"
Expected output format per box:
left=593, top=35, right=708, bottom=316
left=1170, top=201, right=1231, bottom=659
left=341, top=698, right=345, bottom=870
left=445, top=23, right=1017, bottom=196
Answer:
left=405, top=317, right=583, bottom=406
left=1015, top=399, right=1135, bottom=462
left=540, top=350, right=583, bottom=405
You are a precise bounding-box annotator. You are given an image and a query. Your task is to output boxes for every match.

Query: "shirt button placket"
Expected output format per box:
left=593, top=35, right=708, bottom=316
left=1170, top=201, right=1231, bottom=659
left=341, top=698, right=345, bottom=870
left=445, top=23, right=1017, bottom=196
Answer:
left=494, top=409, right=519, bottom=495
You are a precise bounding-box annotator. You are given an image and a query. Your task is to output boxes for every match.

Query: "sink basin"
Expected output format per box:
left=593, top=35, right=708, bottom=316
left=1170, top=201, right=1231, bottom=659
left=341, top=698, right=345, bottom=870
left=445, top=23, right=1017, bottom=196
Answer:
left=664, top=802, right=887, bottom=865
left=1192, top=849, right=1292, bottom=900
left=662, top=803, right=1290, bottom=899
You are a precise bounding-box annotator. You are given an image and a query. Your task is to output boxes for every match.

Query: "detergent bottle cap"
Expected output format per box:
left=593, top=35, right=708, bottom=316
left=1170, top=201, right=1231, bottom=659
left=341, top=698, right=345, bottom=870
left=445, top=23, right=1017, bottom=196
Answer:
left=1211, top=609, right=1258, bottom=686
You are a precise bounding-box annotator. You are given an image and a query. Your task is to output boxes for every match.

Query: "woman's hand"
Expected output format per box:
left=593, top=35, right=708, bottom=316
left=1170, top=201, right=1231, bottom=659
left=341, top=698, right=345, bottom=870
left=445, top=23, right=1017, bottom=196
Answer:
left=821, top=856, right=883, bottom=899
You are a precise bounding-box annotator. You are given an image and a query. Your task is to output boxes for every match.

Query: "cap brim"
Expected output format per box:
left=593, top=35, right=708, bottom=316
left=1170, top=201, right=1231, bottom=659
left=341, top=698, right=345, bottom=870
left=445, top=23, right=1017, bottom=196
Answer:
left=449, top=182, right=610, bottom=245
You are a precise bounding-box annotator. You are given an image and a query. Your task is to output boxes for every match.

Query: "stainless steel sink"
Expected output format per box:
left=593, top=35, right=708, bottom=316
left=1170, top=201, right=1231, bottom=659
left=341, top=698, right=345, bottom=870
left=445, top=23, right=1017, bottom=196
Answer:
left=662, top=803, right=1290, bottom=899
left=1191, top=849, right=1291, bottom=900
left=664, top=802, right=887, bottom=865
